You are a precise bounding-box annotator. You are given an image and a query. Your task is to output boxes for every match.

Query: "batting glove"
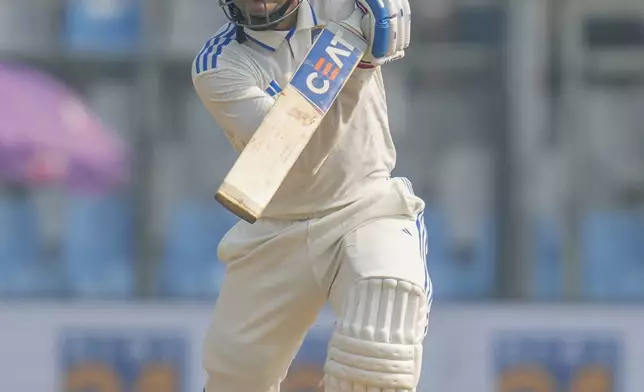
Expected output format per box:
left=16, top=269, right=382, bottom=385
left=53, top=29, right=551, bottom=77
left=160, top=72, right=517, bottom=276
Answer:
left=355, top=0, right=411, bottom=66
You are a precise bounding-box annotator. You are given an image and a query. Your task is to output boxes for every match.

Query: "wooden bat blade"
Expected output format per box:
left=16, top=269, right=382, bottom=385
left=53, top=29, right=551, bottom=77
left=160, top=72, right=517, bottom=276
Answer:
left=215, top=22, right=367, bottom=222
left=215, top=89, right=322, bottom=223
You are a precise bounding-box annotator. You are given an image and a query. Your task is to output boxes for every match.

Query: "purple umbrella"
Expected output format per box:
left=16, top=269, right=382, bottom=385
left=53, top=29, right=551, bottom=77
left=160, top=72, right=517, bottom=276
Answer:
left=0, top=63, right=129, bottom=193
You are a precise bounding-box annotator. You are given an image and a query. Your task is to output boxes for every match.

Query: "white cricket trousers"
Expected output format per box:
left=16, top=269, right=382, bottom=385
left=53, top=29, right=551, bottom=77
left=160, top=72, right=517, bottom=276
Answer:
left=202, top=177, right=432, bottom=392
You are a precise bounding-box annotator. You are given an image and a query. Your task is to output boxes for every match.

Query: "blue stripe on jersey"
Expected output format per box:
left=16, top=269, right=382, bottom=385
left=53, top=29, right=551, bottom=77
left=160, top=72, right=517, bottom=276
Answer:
left=195, top=23, right=234, bottom=74
left=265, top=81, right=283, bottom=97
left=285, top=27, right=295, bottom=41
left=269, top=80, right=282, bottom=94
left=210, top=30, right=236, bottom=70
left=246, top=34, right=277, bottom=52
left=195, top=24, right=230, bottom=74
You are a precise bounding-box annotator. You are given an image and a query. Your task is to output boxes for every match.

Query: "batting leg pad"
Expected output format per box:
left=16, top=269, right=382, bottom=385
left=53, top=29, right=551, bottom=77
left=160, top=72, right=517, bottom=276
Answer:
left=324, top=278, right=429, bottom=391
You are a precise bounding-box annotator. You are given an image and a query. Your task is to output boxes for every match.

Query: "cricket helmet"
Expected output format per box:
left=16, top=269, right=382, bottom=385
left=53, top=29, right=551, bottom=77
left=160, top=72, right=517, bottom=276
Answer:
left=219, top=0, right=303, bottom=30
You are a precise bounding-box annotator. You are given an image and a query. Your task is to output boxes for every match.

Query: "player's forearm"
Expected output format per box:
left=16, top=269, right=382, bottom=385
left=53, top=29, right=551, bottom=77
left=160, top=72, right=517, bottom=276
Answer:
left=194, top=72, right=276, bottom=152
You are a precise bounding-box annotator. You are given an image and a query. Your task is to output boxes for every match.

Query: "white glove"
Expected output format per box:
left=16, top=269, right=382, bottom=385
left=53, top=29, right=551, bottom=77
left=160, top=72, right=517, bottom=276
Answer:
left=356, top=0, right=411, bottom=65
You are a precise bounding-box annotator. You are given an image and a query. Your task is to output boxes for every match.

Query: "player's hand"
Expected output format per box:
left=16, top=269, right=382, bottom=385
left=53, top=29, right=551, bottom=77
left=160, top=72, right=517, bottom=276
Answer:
left=356, top=0, right=411, bottom=66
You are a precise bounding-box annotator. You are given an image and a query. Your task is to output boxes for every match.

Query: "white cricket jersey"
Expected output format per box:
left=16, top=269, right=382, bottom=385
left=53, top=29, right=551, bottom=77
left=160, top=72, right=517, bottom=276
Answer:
left=191, top=0, right=397, bottom=219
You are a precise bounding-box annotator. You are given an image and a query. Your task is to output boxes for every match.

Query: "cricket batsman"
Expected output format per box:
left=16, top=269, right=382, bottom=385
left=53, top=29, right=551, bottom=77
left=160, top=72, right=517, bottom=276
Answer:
left=191, top=0, right=433, bottom=390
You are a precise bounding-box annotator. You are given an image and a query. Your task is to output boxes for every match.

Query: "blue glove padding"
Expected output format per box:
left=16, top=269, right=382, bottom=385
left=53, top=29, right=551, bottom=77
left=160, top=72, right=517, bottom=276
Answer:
left=356, top=0, right=411, bottom=64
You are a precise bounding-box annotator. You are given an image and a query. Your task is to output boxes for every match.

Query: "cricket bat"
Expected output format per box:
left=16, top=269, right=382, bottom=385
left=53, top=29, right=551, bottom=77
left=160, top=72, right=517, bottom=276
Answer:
left=215, top=21, right=368, bottom=223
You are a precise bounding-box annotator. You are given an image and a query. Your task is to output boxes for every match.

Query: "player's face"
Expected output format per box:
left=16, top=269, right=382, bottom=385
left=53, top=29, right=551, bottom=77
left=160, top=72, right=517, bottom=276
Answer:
left=234, top=0, right=288, bottom=17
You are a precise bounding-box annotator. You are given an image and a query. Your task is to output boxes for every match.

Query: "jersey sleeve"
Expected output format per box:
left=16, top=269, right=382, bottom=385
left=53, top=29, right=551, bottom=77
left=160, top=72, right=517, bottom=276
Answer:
left=192, top=56, right=275, bottom=152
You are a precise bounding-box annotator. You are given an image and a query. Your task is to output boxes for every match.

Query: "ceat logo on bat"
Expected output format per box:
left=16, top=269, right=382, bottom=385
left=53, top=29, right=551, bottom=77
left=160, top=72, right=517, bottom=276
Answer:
left=291, top=27, right=363, bottom=113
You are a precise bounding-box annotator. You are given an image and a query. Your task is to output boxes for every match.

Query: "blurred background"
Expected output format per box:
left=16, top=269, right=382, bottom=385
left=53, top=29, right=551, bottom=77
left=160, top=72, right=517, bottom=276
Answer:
left=0, top=0, right=643, bottom=390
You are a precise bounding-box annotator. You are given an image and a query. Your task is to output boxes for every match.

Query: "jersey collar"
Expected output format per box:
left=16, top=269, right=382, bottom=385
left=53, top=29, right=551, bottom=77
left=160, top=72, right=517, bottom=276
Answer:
left=243, top=0, right=319, bottom=52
